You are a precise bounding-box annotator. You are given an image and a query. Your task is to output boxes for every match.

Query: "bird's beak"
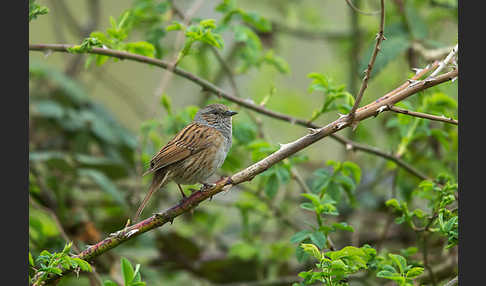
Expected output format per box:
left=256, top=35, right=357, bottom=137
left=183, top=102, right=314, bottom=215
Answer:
left=225, top=110, right=238, bottom=116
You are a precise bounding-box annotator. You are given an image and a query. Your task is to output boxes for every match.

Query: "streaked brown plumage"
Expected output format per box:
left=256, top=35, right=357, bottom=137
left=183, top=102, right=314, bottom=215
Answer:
left=135, top=104, right=237, bottom=221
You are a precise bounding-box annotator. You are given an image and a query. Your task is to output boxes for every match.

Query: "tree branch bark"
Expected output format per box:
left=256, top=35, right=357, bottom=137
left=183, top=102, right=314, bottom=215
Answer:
left=387, top=105, right=458, bottom=125
left=347, top=0, right=385, bottom=121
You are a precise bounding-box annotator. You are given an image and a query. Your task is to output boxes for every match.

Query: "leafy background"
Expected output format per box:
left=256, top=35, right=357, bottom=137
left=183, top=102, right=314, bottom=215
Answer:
left=29, top=0, right=458, bottom=285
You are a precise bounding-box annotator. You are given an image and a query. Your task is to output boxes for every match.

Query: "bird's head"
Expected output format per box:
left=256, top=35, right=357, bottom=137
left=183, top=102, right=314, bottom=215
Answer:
left=194, top=104, right=238, bottom=127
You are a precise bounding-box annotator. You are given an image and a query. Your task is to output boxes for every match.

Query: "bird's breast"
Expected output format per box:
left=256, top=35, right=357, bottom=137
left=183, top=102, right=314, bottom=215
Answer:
left=170, top=131, right=228, bottom=185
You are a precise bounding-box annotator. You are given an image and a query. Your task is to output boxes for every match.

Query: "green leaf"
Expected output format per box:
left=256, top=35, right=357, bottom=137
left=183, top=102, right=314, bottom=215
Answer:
left=62, top=242, right=73, bottom=254
left=241, top=11, right=271, bottom=32
left=290, top=230, right=312, bottom=243
left=49, top=267, right=63, bottom=275
left=359, top=31, right=410, bottom=78
left=200, top=19, right=217, bottom=28
left=78, top=169, right=127, bottom=206
left=160, top=94, right=172, bottom=114
left=29, top=252, right=34, bottom=266
left=228, top=241, right=259, bottom=260
left=29, top=0, right=49, bottom=22
left=404, top=2, right=428, bottom=40
left=263, top=50, right=290, bottom=73
left=233, top=121, right=257, bottom=144
left=406, top=267, right=424, bottom=278
left=377, top=270, right=403, bottom=280
left=389, top=254, right=407, bottom=274
left=71, top=258, right=92, bottom=272
left=166, top=21, right=185, bottom=31
left=311, top=169, right=331, bottom=194
left=332, top=222, right=355, bottom=232
left=32, top=100, right=65, bottom=119
left=386, top=199, right=401, bottom=210
left=309, top=231, right=327, bottom=249
left=300, top=243, right=322, bottom=260
left=103, top=280, right=118, bottom=286
left=342, top=161, right=361, bottom=185
left=264, top=173, right=279, bottom=198
left=124, top=41, right=156, bottom=57
left=121, top=257, right=135, bottom=284
left=132, top=264, right=142, bottom=282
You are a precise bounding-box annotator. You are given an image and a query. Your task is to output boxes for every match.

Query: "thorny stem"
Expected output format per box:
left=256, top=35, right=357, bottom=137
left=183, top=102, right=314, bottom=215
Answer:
left=347, top=0, right=386, bottom=122
left=387, top=105, right=458, bottom=125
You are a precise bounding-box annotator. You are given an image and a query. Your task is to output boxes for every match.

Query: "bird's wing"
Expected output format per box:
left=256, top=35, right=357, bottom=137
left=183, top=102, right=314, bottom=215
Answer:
left=143, top=123, right=216, bottom=175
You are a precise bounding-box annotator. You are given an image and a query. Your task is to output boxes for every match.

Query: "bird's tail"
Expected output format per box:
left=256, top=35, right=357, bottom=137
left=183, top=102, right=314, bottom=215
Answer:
left=134, top=170, right=170, bottom=222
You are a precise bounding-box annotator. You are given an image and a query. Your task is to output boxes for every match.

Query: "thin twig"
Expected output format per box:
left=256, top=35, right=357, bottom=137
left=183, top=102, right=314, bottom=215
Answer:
left=91, top=68, right=148, bottom=119
left=427, top=44, right=458, bottom=79
left=348, top=0, right=385, bottom=122
left=152, top=0, right=205, bottom=114
left=411, top=42, right=456, bottom=62
left=210, top=46, right=240, bottom=97
left=387, top=105, right=458, bottom=125
left=344, top=0, right=380, bottom=15
left=290, top=168, right=312, bottom=194
left=421, top=234, right=437, bottom=286
left=443, top=276, right=458, bottom=286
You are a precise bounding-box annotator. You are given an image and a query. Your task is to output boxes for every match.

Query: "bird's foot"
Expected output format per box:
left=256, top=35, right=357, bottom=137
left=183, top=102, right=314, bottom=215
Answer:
left=178, top=196, right=189, bottom=204
left=217, top=176, right=233, bottom=186
left=201, top=183, right=215, bottom=192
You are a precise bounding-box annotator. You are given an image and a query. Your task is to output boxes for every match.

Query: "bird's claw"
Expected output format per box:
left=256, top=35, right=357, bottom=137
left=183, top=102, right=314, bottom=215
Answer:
left=201, top=183, right=215, bottom=192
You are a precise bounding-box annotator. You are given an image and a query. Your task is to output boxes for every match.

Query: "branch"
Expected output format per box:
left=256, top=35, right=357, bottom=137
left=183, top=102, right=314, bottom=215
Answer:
left=344, top=0, right=380, bottom=15
left=347, top=0, right=385, bottom=122
left=332, top=136, right=430, bottom=180
left=427, top=43, right=458, bottom=79
left=210, top=45, right=240, bottom=97
left=387, top=105, right=458, bottom=125
left=443, top=276, right=458, bottom=286
left=411, top=42, right=456, bottom=62
left=33, top=65, right=457, bottom=284
left=29, top=43, right=434, bottom=181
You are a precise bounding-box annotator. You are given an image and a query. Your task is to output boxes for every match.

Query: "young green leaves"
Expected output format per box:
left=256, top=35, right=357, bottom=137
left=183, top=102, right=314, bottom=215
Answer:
left=29, top=242, right=92, bottom=285
left=103, top=257, right=146, bottom=286
left=167, top=19, right=224, bottom=64
left=307, top=73, right=355, bottom=122
left=29, top=0, right=49, bottom=22
left=296, top=245, right=375, bottom=286
left=68, top=11, right=156, bottom=67
left=376, top=254, right=424, bottom=286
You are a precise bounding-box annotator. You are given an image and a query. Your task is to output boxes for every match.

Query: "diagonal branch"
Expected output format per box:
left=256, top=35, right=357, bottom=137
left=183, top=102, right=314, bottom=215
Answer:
left=29, top=43, right=434, bottom=180
left=347, top=0, right=385, bottom=122
left=386, top=105, right=458, bottom=125
left=32, top=67, right=457, bottom=285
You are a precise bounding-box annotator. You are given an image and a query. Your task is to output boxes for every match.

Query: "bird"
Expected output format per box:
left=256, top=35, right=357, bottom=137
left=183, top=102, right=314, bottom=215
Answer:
left=134, top=103, right=238, bottom=221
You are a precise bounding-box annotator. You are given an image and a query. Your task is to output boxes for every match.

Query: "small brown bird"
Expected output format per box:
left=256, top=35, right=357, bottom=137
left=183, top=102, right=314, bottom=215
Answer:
left=135, top=104, right=237, bottom=221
